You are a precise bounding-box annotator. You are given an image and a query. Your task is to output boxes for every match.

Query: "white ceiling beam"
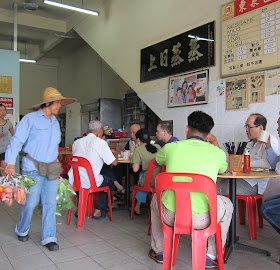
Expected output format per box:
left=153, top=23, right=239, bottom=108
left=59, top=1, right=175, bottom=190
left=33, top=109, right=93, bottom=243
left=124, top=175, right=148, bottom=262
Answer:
left=0, top=8, right=66, bottom=32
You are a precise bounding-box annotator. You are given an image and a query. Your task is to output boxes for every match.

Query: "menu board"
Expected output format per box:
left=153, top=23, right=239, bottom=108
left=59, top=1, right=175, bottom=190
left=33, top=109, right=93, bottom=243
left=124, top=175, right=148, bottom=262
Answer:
left=222, top=0, right=280, bottom=77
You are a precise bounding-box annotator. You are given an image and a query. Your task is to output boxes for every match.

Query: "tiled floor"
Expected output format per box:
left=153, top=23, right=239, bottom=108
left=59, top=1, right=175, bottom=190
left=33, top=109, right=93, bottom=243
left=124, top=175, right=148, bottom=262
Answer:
left=1, top=201, right=280, bottom=270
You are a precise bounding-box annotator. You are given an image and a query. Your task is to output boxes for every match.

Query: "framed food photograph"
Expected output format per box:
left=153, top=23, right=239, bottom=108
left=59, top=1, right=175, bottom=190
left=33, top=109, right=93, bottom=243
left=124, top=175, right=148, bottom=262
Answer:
left=168, top=69, right=209, bottom=107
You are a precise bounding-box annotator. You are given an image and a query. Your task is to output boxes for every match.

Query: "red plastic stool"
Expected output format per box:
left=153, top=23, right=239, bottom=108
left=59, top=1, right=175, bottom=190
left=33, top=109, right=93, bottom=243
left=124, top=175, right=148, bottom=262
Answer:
left=237, top=194, right=263, bottom=240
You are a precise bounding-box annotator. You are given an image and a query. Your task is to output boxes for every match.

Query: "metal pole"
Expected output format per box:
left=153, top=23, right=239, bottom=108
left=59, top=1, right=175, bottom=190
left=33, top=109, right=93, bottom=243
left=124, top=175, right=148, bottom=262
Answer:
left=13, top=3, right=18, bottom=51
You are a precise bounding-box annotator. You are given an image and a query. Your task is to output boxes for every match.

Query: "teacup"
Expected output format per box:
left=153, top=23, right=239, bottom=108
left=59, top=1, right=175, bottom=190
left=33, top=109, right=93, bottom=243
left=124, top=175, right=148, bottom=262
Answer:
left=258, top=130, right=269, bottom=143
left=123, top=150, right=131, bottom=160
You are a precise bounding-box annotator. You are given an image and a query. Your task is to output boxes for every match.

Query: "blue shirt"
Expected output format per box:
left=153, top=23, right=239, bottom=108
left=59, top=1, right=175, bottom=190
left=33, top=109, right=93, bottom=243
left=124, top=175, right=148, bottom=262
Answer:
left=162, top=136, right=179, bottom=147
left=5, top=109, right=61, bottom=171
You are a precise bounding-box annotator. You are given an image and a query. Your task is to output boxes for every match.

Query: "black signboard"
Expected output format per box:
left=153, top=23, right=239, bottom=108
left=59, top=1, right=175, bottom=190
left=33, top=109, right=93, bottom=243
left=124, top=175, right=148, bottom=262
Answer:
left=140, top=21, right=215, bottom=83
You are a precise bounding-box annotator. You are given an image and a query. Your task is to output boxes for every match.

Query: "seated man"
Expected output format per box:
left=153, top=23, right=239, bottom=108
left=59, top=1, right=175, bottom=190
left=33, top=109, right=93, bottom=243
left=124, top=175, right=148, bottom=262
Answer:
left=156, top=121, right=179, bottom=147
left=149, top=111, right=233, bottom=269
left=68, top=120, right=124, bottom=219
left=218, top=113, right=279, bottom=196
left=125, top=124, right=141, bottom=151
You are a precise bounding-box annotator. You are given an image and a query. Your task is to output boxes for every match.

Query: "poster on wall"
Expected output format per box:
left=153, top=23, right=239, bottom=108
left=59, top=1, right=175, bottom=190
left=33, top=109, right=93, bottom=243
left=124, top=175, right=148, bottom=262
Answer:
left=0, top=76, right=12, bottom=93
left=266, top=68, right=280, bottom=95
left=141, top=21, right=215, bottom=82
left=168, top=69, right=208, bottom=107
left=226, top=75, right=249, bottom=110
left=0, top=97, right=13, bottom=108
left=250, top=73, right=265, bottom=103
left=221, top=0, right=280, bottom=77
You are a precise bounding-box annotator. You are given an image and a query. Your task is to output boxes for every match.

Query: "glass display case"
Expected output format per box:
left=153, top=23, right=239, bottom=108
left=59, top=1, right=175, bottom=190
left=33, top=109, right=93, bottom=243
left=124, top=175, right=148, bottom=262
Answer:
left=124, top=92, right=161, bottom=136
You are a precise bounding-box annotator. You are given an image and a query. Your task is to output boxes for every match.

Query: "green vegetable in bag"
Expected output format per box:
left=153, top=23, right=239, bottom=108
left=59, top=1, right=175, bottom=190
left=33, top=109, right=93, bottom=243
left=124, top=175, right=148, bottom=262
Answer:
left=56, top=177, right=76, bottom=216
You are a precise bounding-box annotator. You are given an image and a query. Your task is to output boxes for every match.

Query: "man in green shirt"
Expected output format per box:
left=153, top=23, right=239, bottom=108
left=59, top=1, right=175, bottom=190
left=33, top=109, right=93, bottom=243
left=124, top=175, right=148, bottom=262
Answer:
left=149, top=111, right=233, bottom=269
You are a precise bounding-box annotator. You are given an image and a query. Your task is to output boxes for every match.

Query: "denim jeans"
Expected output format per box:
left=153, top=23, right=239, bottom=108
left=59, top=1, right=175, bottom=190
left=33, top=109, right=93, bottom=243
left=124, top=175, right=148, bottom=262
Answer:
left=96, top=175, right=115, bottom=211
left=260, top=194, right=280, bottom=234
left=15, top=170, right=58, bottom=245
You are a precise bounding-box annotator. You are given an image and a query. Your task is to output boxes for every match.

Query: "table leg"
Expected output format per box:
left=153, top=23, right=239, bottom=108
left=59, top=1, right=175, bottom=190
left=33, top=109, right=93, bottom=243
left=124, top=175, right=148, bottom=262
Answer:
left=224, top=177, right=237, bottom=262
left=125, top=163, right=130, bottom=209
left=224, top=177, right=271, bottom=262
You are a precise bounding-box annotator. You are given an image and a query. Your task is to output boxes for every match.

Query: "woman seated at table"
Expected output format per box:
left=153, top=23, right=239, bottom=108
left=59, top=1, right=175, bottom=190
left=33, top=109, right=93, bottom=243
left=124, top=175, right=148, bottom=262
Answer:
left=131, top=129, right=161, bottom=215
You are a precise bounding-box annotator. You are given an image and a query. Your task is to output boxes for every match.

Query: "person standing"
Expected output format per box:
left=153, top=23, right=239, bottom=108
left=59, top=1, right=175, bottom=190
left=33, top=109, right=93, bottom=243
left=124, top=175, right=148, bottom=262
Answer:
left=0, top=104, right=14, bottom=174
left=5, top=87, right=77, bottom=251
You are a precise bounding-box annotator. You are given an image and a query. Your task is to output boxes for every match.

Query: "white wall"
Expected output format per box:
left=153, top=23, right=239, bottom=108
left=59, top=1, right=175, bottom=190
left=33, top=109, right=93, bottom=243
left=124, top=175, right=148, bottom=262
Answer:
left=20, top=60, right=58, bottom=115
left=57, top=42, right=130, bottom=105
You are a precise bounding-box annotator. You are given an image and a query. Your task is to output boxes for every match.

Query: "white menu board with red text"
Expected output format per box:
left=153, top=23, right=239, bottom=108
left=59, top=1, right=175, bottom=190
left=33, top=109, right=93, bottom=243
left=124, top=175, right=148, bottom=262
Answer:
left=222, top=0, right=280, bottom=77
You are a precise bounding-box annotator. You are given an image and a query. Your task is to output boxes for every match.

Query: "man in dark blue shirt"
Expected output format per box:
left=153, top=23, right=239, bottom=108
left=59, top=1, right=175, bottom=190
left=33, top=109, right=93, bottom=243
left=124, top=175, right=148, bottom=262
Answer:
left=156, top=121, right=179, bottom=147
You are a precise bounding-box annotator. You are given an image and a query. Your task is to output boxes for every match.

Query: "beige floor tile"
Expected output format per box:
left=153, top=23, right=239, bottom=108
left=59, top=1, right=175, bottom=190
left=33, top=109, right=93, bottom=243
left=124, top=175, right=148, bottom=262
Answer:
left=91, top=250, right=136, bottom=268
left=3, top=241, right=42, bottom=259
left=0, top=247, right=8, bottom=261
left=45, top=246, right=87, bottom=263
left=0, top=259, right=14, bottom=270
left=9, top=252, right=53, bottom=270
left=56, top=257, right=104, bottom=270
left=106, top=261, right=151, bottom=270
left=78, top=241, right=117, bottom=256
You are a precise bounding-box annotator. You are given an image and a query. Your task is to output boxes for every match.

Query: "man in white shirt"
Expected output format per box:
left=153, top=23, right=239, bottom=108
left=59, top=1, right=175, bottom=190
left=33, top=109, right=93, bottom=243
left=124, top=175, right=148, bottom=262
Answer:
left=218, top=113, right=279, bottom=195
left=68, top=120, right=117, bottom=219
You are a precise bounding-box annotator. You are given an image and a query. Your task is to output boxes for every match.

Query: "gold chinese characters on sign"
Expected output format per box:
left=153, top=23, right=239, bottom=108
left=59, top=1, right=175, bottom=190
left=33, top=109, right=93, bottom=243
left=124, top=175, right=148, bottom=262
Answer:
left=0, top=76, right=12, bottom=93
left=141, top=22, right=215, bottom=82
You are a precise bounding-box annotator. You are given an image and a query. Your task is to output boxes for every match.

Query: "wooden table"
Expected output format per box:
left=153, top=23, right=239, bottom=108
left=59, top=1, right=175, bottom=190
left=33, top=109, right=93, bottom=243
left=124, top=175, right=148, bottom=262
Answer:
left=218, top=170, right=279, bottom=261
left=59, top=149, right=72, bottom=155
left=118, top=159, right=131, bottom=209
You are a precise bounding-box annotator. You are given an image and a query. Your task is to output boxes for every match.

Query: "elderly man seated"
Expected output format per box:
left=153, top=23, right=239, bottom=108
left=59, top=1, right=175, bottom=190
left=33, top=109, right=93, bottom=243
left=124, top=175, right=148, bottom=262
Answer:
left=217, top=113, right=279, bottom=196
left=68, top=120, right=125, bottom=219
left=149, top=111, right=233, bottom=268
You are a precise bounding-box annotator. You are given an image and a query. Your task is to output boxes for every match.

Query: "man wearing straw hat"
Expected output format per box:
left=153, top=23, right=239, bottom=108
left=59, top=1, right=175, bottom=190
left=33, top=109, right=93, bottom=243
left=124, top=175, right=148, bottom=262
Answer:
left=4, top=87, right=77, bottom=251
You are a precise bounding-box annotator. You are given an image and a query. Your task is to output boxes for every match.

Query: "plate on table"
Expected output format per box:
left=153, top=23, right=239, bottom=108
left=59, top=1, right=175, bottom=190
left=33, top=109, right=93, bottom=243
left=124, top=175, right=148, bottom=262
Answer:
left=251, top=168, right=269, bottom=172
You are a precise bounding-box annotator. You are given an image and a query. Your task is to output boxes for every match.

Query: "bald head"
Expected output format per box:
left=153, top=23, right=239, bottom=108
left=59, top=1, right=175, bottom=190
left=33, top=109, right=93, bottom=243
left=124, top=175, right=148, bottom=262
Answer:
left=130, top=124, right=141, bottom=142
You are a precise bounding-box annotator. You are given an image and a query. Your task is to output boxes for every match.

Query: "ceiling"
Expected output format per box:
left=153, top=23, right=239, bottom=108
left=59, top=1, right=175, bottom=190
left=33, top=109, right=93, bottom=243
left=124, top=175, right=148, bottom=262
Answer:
left=0, top=0, right=106, bottom=61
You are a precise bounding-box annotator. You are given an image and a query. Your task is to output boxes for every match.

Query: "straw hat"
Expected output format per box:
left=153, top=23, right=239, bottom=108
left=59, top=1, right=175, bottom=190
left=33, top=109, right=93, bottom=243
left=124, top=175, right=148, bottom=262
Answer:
left=30, top=87, right=77, bottom=111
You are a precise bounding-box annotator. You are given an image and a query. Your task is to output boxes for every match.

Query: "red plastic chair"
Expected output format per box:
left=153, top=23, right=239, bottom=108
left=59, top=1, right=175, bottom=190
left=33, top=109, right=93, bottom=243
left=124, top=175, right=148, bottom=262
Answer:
left=131, top=158, right=161, bottom=235
left=155, top=172, right=224, bottom=270
left=237, top=194, right=263, bottom=240
left=65, top=155, right=113, bottom=228
left=130, top=158, right=157, bottom=220
left=58, top=147, right=69, bottom=177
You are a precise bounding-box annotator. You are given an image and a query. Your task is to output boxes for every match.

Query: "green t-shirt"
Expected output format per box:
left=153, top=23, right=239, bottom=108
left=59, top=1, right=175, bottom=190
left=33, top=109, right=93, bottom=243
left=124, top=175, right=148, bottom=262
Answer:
left=155, top=139, right=227, bottom=215
left=132, top=143, right=161, bottom=187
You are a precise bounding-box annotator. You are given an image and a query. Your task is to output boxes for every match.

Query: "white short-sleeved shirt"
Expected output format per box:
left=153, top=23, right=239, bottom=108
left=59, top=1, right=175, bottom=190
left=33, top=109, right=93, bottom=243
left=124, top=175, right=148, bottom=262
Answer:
left=68, top=133, right=115, bottom=188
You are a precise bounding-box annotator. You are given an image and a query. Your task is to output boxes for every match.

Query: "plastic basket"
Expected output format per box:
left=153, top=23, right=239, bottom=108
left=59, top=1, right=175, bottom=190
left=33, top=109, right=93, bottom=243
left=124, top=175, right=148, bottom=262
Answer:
left=229, top=154, right=243, bottom=173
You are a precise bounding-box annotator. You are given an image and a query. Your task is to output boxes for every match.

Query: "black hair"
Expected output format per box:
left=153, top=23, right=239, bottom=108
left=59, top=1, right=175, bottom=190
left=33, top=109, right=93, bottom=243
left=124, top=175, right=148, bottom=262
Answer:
left=251, top=113, right=267, bottom=130
left=158, top=121, right=173, bottom=135
left=0, top=103, right=6, bottom=110
left=177, top=87, right=182, bottom=92
left=135, top=129, right=158, bottom=154
left=40, top=101, right=54, bottom=109
left=182, top=81, right=188, bottom=88
left=187, top=111, right=214, bottom=135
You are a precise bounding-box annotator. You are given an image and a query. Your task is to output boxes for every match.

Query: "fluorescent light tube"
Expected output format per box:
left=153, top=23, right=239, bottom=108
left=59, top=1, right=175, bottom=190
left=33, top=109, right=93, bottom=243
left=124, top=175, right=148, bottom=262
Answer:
left=188, top=35, right=214, bottom=42
left=19, top=59, right=37, bottom=63
left=43, top=0, right=99, bottom=16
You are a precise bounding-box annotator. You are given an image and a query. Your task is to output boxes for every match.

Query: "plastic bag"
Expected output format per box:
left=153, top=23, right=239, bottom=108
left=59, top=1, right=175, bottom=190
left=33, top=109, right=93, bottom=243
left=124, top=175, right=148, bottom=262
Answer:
left=56, top=177, right=76, bottom=216
left=0, top=174, right=37, bottom=206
